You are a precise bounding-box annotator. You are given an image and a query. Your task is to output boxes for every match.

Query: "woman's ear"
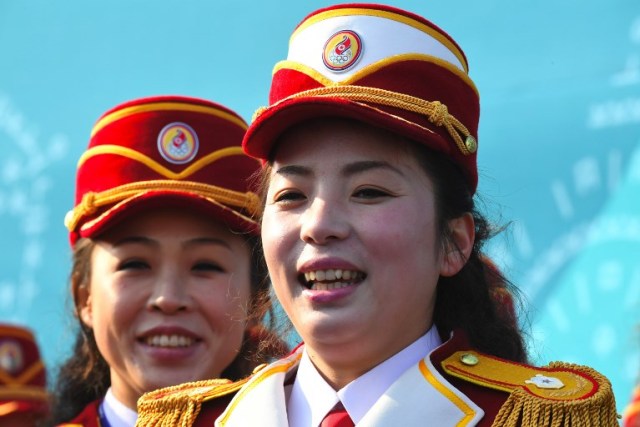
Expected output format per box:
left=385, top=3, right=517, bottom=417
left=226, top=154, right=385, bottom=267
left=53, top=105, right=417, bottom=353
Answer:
left=73, top=273, right=94, bottom=328
left=440, top=212, right=475, bottom=277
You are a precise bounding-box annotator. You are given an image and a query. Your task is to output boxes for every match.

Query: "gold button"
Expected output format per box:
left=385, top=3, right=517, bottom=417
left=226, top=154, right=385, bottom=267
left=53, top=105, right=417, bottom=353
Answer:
left=464, top=135, right=478, bottom=154
left=460, top=353, right=479, bottom=366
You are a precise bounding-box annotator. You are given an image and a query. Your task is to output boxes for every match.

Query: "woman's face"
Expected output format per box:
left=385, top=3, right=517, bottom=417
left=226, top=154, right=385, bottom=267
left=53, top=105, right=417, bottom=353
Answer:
left=79, top=208, right=252, bottom=409
left=262, top=119, right=461, bottom=381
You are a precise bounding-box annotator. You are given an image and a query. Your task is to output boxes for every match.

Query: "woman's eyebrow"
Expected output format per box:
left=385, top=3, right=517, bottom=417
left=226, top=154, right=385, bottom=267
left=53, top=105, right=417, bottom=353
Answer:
left=275, top=161, right=404, bottom=178
left=342, top=160, right=405, bottom=177
left=274, top=164, right=313, bottom=178
left=112, top=236, right=156, bottom=248
left=183, top=237, right=232, bottom=250
left=111, top=236, right=232, bottom=251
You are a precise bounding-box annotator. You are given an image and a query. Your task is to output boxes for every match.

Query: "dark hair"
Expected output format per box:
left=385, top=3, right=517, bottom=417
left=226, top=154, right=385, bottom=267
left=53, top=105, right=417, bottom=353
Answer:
left=258, top=118, right=527, bottom=363
left=48, top=235, right=285, bottom=424
left=408, top=143, right=528, bottom=362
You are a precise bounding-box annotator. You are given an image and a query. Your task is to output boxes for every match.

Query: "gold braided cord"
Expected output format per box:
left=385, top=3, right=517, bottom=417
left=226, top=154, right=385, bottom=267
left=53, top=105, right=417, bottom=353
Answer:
left=136, top=378, right=244, bottom=427
left=65, top=180, right=260, bottom=232
left=259, top=85, right=477, bottom=156
left=491, top=362, right=619, bottom=427
left=136, top=382, right=205, bottom=427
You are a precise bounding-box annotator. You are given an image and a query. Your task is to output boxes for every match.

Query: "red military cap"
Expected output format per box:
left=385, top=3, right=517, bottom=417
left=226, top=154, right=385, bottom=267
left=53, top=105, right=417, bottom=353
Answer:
left=65, top=95, right=261, bottom=245
left=243, top=3, right=480, bottom=192
left=0, top=324, right=48, bottom=417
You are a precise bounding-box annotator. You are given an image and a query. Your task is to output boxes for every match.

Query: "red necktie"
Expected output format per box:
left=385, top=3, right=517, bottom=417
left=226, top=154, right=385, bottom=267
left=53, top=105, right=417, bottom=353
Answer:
left=320, top=402, right=355, bottom=427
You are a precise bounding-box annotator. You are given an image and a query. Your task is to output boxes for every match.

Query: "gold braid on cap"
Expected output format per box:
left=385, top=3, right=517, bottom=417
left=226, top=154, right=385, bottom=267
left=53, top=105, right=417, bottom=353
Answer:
left=64, top=180, right=261, bottom=232
left=253, top=85, right=477, bottom=155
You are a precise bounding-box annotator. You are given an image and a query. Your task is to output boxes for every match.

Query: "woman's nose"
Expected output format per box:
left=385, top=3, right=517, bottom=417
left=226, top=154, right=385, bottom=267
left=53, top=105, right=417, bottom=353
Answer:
left=299, top=197, right=350, bottom=245
left=147, top=271, right=192, bottom=314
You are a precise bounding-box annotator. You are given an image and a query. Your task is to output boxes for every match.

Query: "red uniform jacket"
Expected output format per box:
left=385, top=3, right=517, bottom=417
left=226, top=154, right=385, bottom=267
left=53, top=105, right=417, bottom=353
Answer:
left=56, top=399, right=101, bottom=427
left=137, top=330, right=618, bottom=427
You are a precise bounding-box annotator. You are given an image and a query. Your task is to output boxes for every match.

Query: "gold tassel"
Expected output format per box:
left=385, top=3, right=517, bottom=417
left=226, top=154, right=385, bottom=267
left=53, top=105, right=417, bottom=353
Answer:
left=135, top=379, right=232, bottom=427
left=136, top=393, right=202, bottom=427
left=492, top=362, right=619, bottom=427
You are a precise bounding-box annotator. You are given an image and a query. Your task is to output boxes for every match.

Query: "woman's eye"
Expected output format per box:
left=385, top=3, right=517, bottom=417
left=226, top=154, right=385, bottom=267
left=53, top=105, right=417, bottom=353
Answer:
left=192, top=262, right=225, bottom=273
left=352, top=187, right=391, bottom=199
left=118, top=259, right=150, bottom=271
left=274, top=190, right=305, bottom=204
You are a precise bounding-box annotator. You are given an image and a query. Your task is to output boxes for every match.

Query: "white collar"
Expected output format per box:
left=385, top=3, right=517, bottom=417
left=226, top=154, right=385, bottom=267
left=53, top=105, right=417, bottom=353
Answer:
left=102, top=388, right=138, bottom=427
left=287, top=325, right=442, bottom=427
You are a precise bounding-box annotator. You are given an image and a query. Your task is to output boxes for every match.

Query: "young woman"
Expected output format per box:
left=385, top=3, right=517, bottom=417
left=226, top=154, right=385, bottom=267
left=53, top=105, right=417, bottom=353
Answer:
left=50, top=95, right=286, bottom=426
left=137, top=5, right=618, bottom=426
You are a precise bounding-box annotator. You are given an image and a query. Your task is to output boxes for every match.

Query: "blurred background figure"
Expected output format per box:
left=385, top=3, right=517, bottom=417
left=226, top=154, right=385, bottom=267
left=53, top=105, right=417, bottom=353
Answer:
left=624, top=385, right=640, bottom=427
left=0, top=323, right=48, bottom=427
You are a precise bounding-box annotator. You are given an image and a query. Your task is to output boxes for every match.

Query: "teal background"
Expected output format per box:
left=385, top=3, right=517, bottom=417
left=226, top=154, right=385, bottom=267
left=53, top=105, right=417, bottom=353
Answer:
left=1, top=0, right=639, bottom=414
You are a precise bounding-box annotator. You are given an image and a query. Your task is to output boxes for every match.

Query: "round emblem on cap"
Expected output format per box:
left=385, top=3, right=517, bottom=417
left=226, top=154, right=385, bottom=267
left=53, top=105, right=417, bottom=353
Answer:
left=0, top=340, right=24, bottom=375
left=322, top=30, right=363, bottom=72
left=157, top=122, right=199, bottom=164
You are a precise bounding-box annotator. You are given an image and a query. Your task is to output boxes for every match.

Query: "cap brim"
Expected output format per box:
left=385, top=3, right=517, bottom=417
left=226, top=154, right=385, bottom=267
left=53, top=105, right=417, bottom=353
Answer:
left=77, top=190, right=259, bottom=242
left=243, top=96, right=451, bottom=161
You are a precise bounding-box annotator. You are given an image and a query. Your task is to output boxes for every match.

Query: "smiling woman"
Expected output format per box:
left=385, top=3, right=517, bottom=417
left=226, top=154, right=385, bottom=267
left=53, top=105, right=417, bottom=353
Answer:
left=137, top=4, right=619, bottom=427
left=48, top=96, right=287, bottom=426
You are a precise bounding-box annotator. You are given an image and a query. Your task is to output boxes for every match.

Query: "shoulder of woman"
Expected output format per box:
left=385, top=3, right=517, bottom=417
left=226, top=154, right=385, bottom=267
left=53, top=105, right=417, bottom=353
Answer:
left=136, top=376, right=251, bottom=427
left=440, top=350, right=620, bottom=426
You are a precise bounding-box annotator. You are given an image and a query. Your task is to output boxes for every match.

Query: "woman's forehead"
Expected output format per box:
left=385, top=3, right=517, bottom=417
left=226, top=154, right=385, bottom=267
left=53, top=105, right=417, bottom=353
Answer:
left=272, top=118, right=414, bottom=162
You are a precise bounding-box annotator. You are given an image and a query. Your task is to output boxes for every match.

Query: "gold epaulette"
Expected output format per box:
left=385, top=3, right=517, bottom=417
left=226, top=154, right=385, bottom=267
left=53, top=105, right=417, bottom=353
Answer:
left=441, top=350, right=619, bottom=427
left=136, top=376, right=250, bottom=427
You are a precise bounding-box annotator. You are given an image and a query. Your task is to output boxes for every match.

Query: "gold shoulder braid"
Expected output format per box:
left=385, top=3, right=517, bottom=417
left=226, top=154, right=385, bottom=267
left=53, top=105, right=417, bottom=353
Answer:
left=442, top=351, right=619, bottom=426
left=136, top=377, right=250, bottom=427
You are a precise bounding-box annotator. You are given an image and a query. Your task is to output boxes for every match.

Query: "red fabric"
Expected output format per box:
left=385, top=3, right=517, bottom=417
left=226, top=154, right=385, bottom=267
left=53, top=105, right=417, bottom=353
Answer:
left=624, top=386, right=640, bottom=427
left=56, top=400, right=100, bottom=427
left=320, top=403, right=354, bottom=427
left=192, top=394, right=234, bottom=427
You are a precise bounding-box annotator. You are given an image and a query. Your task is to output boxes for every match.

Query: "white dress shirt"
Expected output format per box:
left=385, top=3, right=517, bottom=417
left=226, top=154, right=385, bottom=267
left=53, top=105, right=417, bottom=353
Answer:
left=287, top=325, right=442, bottom=427
left=101, top=388, right=138, bottom=427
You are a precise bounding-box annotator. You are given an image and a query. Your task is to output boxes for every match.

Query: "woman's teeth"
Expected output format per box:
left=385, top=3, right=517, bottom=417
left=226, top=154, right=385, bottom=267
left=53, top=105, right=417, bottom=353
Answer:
left=310, top=281, right=352, bottom=291
left=303, top=269, right=363, bottom=290
left=145, top=335, right=194, bottom=348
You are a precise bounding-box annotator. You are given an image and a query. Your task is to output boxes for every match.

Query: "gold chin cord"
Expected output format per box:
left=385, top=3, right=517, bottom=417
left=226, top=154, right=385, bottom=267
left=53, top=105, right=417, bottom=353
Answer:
left=253, top=85, right=478, bottom=156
